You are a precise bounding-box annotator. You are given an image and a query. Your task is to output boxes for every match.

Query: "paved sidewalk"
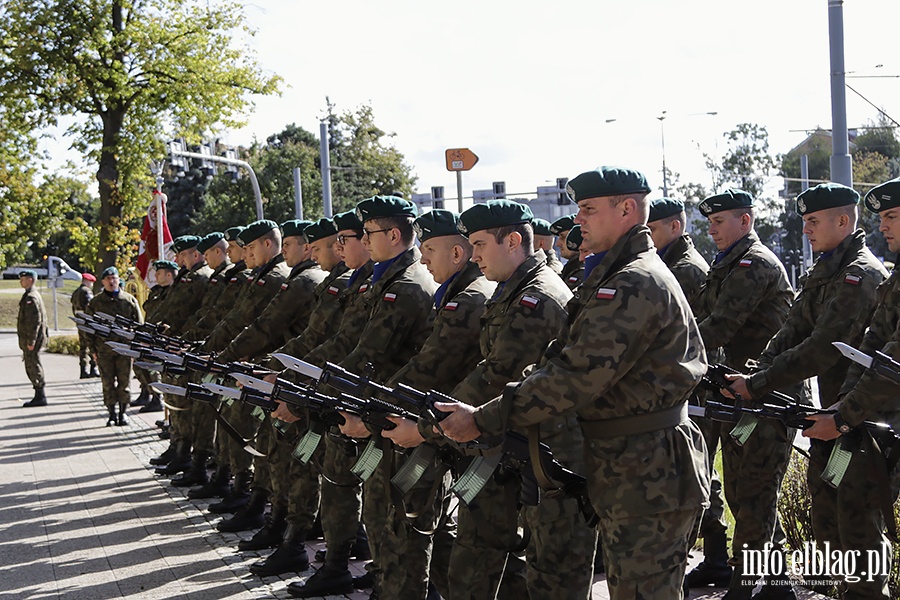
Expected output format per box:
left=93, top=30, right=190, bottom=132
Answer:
left=0, top=331, right=828, bottom=599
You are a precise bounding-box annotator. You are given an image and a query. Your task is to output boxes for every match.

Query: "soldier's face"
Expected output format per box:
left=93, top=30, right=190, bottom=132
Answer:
left=802, top=209, right=846, bottom=253
left=575, top=197, right=619, bottom=253
left=420, top=236, right=461, bottom=284
left=879, top=208, right=900, bottom=253
left=311, top=237, right=339, bottom=271
left=102, top=275, right=119, bottom=292
left=362, top=222, right=398, bottom=263
left=554, top=230, right=577, bottom=260
left=155, top=269, right=175, bottom=286
left=243, top=239, right=263, bottom=269
left=282, top=236, right=310, bottom=268
left=707, top=211, right=747, bottom=251
left=226, top=241, right=244, bottom=263
left=647, top=216, right=681, bottom=251
left=469, top=230, right=518, bottom=282
left=337, top=230, right=370, bottom=269
left=204, top=247, right=224, bottom=270
left=19, top=276, right=33, bottom=289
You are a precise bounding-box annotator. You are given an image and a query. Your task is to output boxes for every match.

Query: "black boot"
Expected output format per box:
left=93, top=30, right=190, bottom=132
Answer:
left=188, top=463, right=232, bottom=500
left=217, top=489, right=268, bottom=532
left=249, top=523, right=310, bottom=577
left=314, top=521, right=371, bottom=562
left=684, top=529, right=732, bottom=588
left=80, top=367, right=90, bottom=380
left=149, top=443, right=176, bottom=466
left=106, top=406, right=117, bottom=427
left=23, top=387, right=48, bottom=408
left=209, top=470, right=253, bottom=514
left=754, top=574, right=797, bottom=600
left=238, top=504, right=287, bottom=551
left=89, top=365, right=100, bottom=378
left=156, top=441, right=191, bottom=476
left=287, top=563, right=354, bottom=598
left=140, top=393, right=163, bottom=413
left=308, top=515, right=323, bottom=540
left=132, top=388, right=150, bottom=406
left=171, top=452, right=210, bottom=487
left=353, top=571, right=374, bottom=589
left=116, top=405, right=128, bottom=426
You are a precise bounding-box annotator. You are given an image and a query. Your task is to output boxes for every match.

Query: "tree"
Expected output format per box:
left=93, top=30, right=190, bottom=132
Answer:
left=0, top=0, right=280, bottom=273
left=706, top=123, right=780, bottom=198
left=779, top=128, right=832, bottom=196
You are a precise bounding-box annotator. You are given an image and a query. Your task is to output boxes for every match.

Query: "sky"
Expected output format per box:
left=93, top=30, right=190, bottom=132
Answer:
left=46, top=0, right=900, bottom=207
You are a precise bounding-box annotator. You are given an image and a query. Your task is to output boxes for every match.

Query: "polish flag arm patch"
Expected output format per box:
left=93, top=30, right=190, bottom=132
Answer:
left=844, top=273, right=861, bottom=286
left=444, top=301, right=459, bottom=311
left=520, top=295, right=540, bottom=309
left=280, top=283, right=289, bottom=290
left=327, top=285, right=340, bottom=295
left=595, top=287, right=616, bottom=300
left=358, top=284, right=369, bottom=294
left=383, top=292, right=397, bottom=303
left=738, top=259, right=753, bottom=267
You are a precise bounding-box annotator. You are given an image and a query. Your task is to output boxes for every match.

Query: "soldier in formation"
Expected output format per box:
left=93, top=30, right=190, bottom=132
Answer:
left=19, top=269, right=49, bottom=407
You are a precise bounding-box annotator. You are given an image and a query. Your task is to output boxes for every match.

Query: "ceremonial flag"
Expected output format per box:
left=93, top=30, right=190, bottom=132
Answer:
left=136, top=190, right=173, bottom=285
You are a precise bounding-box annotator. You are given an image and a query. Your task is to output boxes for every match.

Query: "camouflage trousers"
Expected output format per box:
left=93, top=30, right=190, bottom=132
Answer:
left=720, top=420, right=792, bottom=567
left=694, top=415, right=727, bottom=536
left=186, top=398, right=217, bottom=455
left=77, top=330, right=95, bottom=371
left=22, top=346, right=45, bottom=388
left=252, top=415, right=274, bottom=493
left=224, top=401, right=262, bottom=476
left=319, top=431, right=363, bottom=568
left=133, top=364, right=158, bottom=391
left=96, top=352, right=132, bottom=408
left=808, top=437, right=895, bottom=600
left=380, top=450, right=455, bottom=600
left=279, top=427, right=320, bottom=532
left=163, top=373, right=191, bottom=445
left=361, top=437, right=394, bottom=591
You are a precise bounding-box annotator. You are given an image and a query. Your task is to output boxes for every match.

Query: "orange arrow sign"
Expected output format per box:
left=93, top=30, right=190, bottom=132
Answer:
left=445, top=148, right=479, bottom=172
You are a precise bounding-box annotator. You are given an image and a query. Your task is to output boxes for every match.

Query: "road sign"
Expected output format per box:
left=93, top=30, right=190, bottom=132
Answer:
left=445, top=148, right=479, bottom=172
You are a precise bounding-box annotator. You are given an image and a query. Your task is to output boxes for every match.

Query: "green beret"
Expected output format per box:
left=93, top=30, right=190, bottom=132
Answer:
left=196, top=232, right=224, bottom=254
left=224, top=226, right=245, bottom=245
left=101, top=266, right=119, bottom=279
left=796, top=183, right=859, bottom=216
left=698, top=188, right=754, bottom=217
left=303, top=218, right=339, bottom=244
left=171, top=235, right=201, bottom=253
left=281, top=219, right=314, bottom=239
left=566, top=167, right=651, bottom=203
left=458, top=200, right=533, bottom=237
left=549, top=214, right=577, bottom=235
left=864, top=178, right=900, bottom=214
left=532, top=218, right=553, bottom=236
left=413, top=209, right=462, bottom=242
left=334, top=210, right=364, bottom=232
left=153, top=260, right=179, bottom=272
left=565, top=225, right=583, bottom=251
left=648, top=198, right=685, bottom=223
left=238, top=220, right=279, bottom=245
left=18, top=269, right=37, bottom=279
left=355, top=195, right=417, bottom=222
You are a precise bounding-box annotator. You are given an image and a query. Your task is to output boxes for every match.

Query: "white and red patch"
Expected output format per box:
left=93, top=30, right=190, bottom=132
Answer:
left=444, top=301, right=459, bottom=311
left=383, top=292, right=397, bottom=303
left=738, top=259, right=752, bottom=268
left=327, top=286, right=340, bottom=296
left=568, top=276, right=579, bottom=283
left=844, top=274, right=861, bottom=286
left=358, top=284, right=369, bottom=294
left=595, top=287, right=616, bottom=300
left=520, top=295, right=540, bottom=309
left=256, top=279, right=266, bottom=286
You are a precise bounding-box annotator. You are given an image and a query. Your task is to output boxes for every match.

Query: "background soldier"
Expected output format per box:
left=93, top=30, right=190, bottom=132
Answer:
left=693, top=188, right=794, bottom=599
left=71, top=272, right=97, bottom=379
left=86, top=267, right=143, bottom=426
left=135, top=260, right=177, bottom=414
left=532, top=217, right=563, bottom=275
left=19, top=270, right=49, bottom=407
left=550, top=214, right=583, bottom=290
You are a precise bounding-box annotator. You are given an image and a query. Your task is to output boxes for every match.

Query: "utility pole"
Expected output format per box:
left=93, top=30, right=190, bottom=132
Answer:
left=828, top=0, right=853, bottom=187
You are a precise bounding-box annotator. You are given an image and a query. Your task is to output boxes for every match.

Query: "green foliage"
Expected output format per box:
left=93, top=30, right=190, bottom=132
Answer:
left=780, top=129, right=832, bottom=196
left=46, top=335, right=81, bottom=356
left=854, top=151, right=894, bottom=260
left=706, top=123, right=780, bottom=198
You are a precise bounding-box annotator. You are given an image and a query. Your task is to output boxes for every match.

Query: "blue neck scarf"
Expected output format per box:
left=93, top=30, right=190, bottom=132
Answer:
left=372, top=253, right=404, bottom=285
left=583, top=251, right=608, bottom=280
left=434, top=271, right=460, bottom=309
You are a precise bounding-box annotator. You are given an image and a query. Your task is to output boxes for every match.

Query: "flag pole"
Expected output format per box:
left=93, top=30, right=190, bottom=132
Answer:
left=156, top=191, right=165, bottom=263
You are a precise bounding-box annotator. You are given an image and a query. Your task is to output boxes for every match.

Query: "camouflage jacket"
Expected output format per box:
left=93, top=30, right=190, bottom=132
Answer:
left=694, top=230, right=793, bottom=370
left=389, top=261, right=494, bottom=394
left=219, top=259, right=327, bottom=362
left=71, top=284, right=93, bottom=314
left=204, top=254, right=290, bottom=352
left=181, top=259, right=232, bottom=335
left=560, top=258, right=584, bottom=291
left=158, top=260, right=213, bottom=336
left=475, top=225, right=710, bottom=518
left=661, top=234, right=709, bottom=305
left=748, top=229, right=887, bottom=406
left=269, top=262, right=351, bottom=369
left=18, top=287, right=48, bottom=351
left=542, top=248, right=564, bottom=275
left=187, top=260, right=251, bottom=340
left=142, top=284, right=170, bottom=324
left=303, top=261, right=374, bottom=367
left=838, top=268, right=900, bottom=429
left=340, top=246, right=437, bottom=383
left=86, top=289, right=143, bottom=356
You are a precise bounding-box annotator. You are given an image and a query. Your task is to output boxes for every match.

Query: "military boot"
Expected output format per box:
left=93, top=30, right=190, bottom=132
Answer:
left=753, top=574, right=797, bottom=600
left=131, top=388, right=150, bottom=406
left=188, top=463, right=231, bottom=500
left=89, top=365, right=100, bottom=378
left=23, top=387, right=48, bottom=408
left=149, top=443, right=176, bottom=466
left=106, top=406, right=117, bottom=427
left=314, top=521, right=371, bottom=562
left=209, top=470, right=252, bottom=514
left=287, top=538, right=355, bottom=598
left=171, top=451, right=210, bottom=487
left=238, top=504, right=287, bottom=551
left=140, top=393, right=163, bottom=413
left=116, top=404, right=128, bottom=426
left=80, top=367, right=90, bottom=380
left=249, top=523, right=310, bottom=577
left=684, top=529, right=732, bottom=588
left=217, top=488, right=268, bottom=532
left=156, top=441, right=191, bottom=476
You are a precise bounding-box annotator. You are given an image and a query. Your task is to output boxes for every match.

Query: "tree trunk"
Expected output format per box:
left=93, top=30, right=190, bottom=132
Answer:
left=96, top=109, right=125, bottom=274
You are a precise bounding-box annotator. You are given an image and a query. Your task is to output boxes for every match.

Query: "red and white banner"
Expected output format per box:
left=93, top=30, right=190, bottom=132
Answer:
left=136, top=190, right=173, bottom=285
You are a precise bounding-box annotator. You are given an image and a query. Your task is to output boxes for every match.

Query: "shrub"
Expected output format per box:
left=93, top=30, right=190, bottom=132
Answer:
left=46, top=335, right=80, bottom=356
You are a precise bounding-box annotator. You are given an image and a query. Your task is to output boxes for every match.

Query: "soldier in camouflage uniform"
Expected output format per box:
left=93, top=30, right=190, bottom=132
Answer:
left=532, top=217, right=564, bottom=275
left=379, top=209, right=495, bottom=600
left=646, top=198, right=730, bottom=591
left=803, top=179, right=900, bottom=600
left=133, top=261, right=177, bottom=414
left=71, top=273, right=97, bottom=379
left=440, top=167, right=711, bottom=600
left=550, top=215, right=584, bottom=290
left=19, top=270, right=49, bottom=407
left=692, top=189, right=795, bottom=599
left=86, top=267, right=144, bottom=426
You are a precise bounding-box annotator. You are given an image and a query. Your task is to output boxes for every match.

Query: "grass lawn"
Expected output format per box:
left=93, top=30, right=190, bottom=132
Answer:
left=0, top=279, right=83, bottom=329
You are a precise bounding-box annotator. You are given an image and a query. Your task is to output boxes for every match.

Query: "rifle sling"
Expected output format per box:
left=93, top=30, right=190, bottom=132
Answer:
left=578, top=402, right=688, bottom=438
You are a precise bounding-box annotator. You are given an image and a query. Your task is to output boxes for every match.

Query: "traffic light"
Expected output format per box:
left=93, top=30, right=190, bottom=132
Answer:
left=492, top=181, right=506, bottom=200
left=556, top=177, right=569, bottom=205
left=431, top=186, right=445, bottom=209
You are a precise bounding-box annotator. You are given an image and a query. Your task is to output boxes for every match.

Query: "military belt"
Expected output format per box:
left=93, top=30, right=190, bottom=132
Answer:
left=578, top=402, right=688, bottom=438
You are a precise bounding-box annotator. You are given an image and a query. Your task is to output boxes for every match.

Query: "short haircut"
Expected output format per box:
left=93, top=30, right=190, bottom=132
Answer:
left=729, top=207, right=755, bottom=226
left=261, top=227, right=282, bottom=247
left=485, top=222, right=534, bottom=253
left=372, top=216, right=415, bottom=246
left=660, top=211, right=687, bottom=229
left=609, top=192, right=650, bottom=221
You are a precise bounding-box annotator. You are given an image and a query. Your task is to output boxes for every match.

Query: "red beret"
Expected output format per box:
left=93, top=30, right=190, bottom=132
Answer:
left=82, top=273, right=97, bottom=282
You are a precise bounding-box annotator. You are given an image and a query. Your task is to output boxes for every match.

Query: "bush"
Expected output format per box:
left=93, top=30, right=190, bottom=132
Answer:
left=46, top=335, right=80, bottom=356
